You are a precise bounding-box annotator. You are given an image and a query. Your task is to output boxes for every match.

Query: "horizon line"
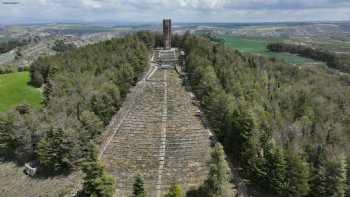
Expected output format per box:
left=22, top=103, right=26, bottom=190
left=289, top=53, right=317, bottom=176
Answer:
left=1, top=19, right=350, bottom=27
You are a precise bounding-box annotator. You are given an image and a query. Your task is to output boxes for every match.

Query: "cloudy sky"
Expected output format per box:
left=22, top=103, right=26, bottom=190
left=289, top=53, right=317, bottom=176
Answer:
left=0, top=0, right=350, bottom=24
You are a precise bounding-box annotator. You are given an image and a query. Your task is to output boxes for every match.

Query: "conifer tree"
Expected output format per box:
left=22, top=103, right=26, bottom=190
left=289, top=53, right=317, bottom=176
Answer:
left=285, top=152, right=310, bottom=197
left=345, top=157, right=350, bottom=197
left=227, top=110, right=255, bottom=163
left=79, top=143, right=116, bottom=197
left=37, top=127, right=73, bottom=173
left=324, top=159, right=346, bottom=197
left=309, top=163, right=327, bottom=197
left=0, top=112, right=17, bottom=159
left=165, top=185, right=183, bottom=197
left=203, top=144, right=233, bottom=197
left=79, top=110, right=103, bottom=142
left=133, top=175, right=146, bottom=197
left=264, top=144, right=287, bottom=194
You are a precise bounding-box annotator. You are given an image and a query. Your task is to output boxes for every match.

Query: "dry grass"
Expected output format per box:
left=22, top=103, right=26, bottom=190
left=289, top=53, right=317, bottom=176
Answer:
left=0, top=162, right=81, bottom=197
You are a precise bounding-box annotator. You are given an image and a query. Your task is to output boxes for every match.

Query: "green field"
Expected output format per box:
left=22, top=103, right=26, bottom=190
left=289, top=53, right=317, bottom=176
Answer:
left=0, top=72, right=42, bottom=112
left=218, top=35, right=319, bottom=64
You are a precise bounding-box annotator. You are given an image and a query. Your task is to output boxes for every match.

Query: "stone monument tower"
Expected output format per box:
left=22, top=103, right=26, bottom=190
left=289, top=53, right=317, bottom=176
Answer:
left=163, top=19, right=172, bottom=49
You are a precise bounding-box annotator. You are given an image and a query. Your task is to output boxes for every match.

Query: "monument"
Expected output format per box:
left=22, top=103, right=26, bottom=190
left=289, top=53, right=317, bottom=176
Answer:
left=163, top=19, right=171, bottom=49
left=157, top=19, right=177, bottom=68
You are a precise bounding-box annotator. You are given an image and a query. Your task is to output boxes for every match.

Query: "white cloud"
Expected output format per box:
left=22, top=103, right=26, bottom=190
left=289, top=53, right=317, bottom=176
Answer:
left=0, top=0, right=349, bottom=24
left=81, top=0, right=102, bottom=9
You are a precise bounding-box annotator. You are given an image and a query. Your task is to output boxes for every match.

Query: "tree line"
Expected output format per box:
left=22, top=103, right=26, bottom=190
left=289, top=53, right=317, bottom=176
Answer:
left=0, top=64, right=23, bottom=74
left=180, top=33, right=350, bottom=197
left=267, top=42, right=350, bottom=73
left=0, top=39, right=28, bottom=54
left=51, top=39, right=76, bottom=52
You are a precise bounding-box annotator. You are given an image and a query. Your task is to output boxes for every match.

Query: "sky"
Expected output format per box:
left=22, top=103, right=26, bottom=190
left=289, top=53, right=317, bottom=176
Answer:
left=0, top=0, right=350, bottom=25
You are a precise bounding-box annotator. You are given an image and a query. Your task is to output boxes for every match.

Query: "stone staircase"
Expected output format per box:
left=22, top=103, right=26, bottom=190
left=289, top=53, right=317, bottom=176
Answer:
left=159, top=49, right=177, bottom=62
left=102, top=65, right=211, bottom=196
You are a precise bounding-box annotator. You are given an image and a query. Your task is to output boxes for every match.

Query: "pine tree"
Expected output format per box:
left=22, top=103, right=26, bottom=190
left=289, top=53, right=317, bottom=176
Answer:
left=264, top=144, right=287, bottom=194
left=324, top=159, right=346, bottom=197
left=37, top=127, right=73, bottom=173
left=345, top=157, right=350, bottom=197
left=285, top=152, right=310, bottom=197
left=79, top=110, right=103, bottom=142
left=227, top=109, right=255, bottom=163
left=309, top=163, right=327, bottom=197
left=133, top=175, right=146, bottom=197
left=79, top=143, right=116, bottom=197
left=165, top=185, right=183, bottom=197
left=0, top=112, right=16, bottom=158
left=203, top=144, right=233, bottom=197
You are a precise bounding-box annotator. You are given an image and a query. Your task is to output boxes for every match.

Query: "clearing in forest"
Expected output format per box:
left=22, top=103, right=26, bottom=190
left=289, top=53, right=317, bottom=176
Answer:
left=218, top=35, right=320, bottom=65
left=0, top=71, right=42, bottom=112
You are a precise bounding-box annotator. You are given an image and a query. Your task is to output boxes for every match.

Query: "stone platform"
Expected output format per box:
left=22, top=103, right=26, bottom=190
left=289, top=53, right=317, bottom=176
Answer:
left=102, top=63, right=211, bottom=196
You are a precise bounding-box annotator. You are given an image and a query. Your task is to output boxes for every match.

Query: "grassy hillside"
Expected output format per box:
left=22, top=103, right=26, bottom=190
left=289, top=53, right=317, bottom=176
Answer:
left=0, top=72, right=42, bottom=112
left=217, top=35, right=319, bottom=64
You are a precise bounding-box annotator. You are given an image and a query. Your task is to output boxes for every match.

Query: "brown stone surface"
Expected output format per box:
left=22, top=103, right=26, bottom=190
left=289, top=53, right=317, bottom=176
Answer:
left=102, top=68, right=211, bottom=197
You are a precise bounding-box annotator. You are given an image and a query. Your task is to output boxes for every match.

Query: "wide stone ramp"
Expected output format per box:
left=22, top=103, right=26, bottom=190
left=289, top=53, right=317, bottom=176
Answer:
left=161, top=71, right=210, bottom=192
left=102, top=68, right=210, bottom=197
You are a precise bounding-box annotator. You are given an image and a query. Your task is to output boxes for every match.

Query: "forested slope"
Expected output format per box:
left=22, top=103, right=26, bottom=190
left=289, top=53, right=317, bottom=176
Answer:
left=180, top=34, right=350, bottom=196
left=0, top=33, right=152, bottom=175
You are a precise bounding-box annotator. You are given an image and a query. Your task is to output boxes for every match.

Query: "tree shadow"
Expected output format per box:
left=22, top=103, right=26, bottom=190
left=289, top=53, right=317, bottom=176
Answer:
left=186, top=186, right=208, bottom=197
left=33, top=167, right=72, bottom=179
left=1, top=156, right=72, bottom=180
